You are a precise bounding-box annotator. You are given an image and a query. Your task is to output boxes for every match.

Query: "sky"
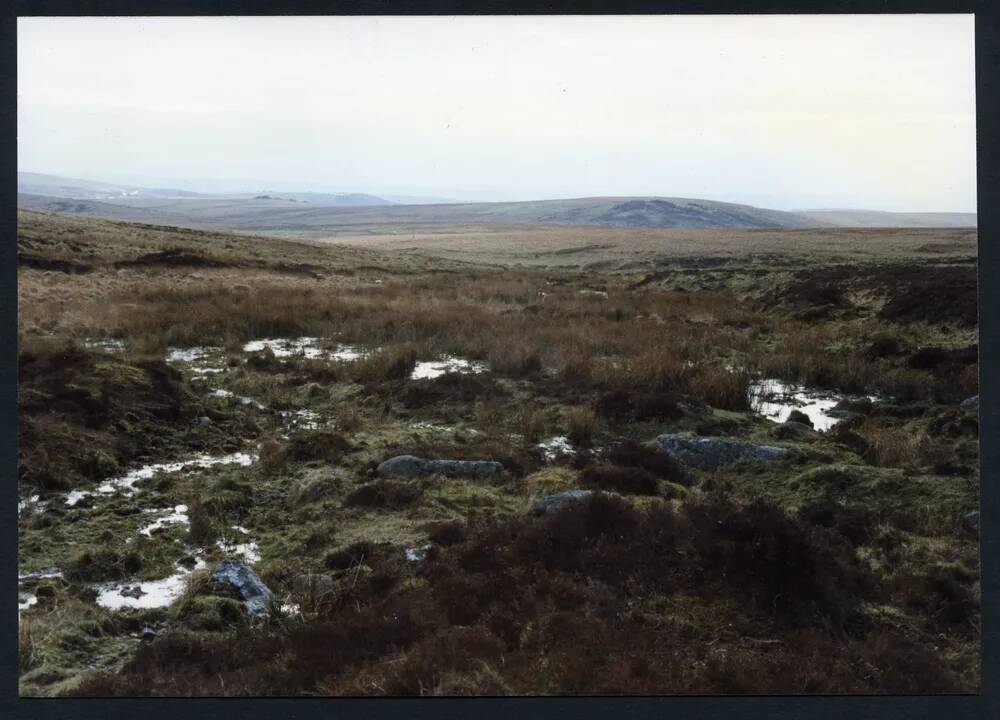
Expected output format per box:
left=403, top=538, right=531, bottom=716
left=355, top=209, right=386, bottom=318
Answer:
left=17, top=15, right=977, bottom=211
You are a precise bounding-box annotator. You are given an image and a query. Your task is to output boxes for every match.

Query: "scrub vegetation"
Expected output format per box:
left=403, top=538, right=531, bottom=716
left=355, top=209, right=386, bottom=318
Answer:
left=17, top=209, right=979, bottom=696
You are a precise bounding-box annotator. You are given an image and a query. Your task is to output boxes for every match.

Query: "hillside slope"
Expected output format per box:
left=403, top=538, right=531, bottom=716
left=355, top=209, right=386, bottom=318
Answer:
left=18, top=193, right=830, bottom=231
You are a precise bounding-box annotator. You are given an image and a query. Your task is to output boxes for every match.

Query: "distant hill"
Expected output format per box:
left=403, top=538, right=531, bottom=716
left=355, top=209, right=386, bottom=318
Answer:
left=18, top=172, right=393, bottom=207
left=17, top=171, right=208, bottom=201
left=17, top=172, right=976, bottom=231
left=796, top=209, right=976, bottom=228
left=17, top=190, right=831, bottom=231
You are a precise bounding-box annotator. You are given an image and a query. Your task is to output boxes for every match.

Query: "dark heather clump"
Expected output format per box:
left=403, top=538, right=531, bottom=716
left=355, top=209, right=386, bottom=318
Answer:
left=68, top=493, right=960, bottom=697
left=343, top=479, right=423, bottom=509
left=579, top=464, right=660, bottom=495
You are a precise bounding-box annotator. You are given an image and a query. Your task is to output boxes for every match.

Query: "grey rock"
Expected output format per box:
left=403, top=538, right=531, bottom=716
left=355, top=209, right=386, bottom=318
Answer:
left=787, top=409, right=814, bottom=428
left=832, top=398, right=874, bottom=415
left=531, top=489, right=593, bottom=515
left=120, top=586, right=145, bottom=599
left=959, top=511, right=979, bottom=537
left=960, top=395, right=979, bottom=412
left=656, top=434, right=788, bottom=470
left=376, top=455, right=429, bottom=477
left=773, top=421, right=819, bottom=440
left=140, top=627, right=158, bottom=641
left=377, top=455, right=503, bottom=478
left=825, top=409, right=863, bottom=422
left=211, top=560, right=273, bottom=617
left=196, top=416, right=213, bottom=426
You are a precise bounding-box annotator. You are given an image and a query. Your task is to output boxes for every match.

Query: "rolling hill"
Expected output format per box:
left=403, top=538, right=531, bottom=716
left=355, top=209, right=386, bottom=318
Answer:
left=17, top=172, right=976, bottom=232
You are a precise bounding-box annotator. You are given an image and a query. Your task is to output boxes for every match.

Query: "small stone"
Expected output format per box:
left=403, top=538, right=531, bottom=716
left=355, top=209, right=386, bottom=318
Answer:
left=773, top=421, right=819, bottom=440
left=656, top=434, right=788, bottom=470
left=531, top=489, right=593, bottom=515
left=787, top=409, right=814, bottom=427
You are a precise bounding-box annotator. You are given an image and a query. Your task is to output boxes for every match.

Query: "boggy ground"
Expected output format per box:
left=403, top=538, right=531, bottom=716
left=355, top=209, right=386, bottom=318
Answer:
left=16, top=209, right=980, bottom=695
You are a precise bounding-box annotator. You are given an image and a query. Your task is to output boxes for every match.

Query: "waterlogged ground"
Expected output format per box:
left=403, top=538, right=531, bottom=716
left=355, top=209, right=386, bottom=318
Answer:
left=16, top=210, right=980, bottom=696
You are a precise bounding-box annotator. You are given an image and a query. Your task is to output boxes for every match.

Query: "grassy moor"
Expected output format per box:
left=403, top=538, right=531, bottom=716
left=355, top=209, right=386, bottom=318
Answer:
left=16, top=208, right=979, bottom=696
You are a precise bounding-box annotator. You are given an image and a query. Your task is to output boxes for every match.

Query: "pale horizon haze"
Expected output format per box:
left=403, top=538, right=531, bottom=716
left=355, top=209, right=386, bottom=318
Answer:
left=17, top=15, right=977, bottom=212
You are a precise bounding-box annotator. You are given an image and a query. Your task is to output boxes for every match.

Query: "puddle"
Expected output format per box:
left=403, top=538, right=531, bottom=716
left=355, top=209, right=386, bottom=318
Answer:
left=94, top=557, right=207, bottom=610
left=18, top=495, right=42, bottom=516
left=18, top=567, right=63, bottom=615
left=138, top=505, right=189, bottom=537
left=95, top=452, right=256, bottom=496
left=749, top=378, right=874, bottom=431
left=217, top=527, right=261, bottom=563
left=244, top=337, right=325, bottom=359
left=411, top=355, right=488, bottom=380
left=537, top=436, right=575, bottom=462
left=19, top=591, right=38, bottom=614
left=405, top=545, right=431, bottom=562
left=330, top=345, right=366, bottom=361
left=411, top=421, right=457, bottom=433
left=166, top=346, right=219, bottom=363
left=19, top=567, right=63, bottom=582
left=243, top=337, right=369, bottom=363
left=166, top=346, right=226, bottom=375
left=217, top=540, right=261, bottom=563
left=83, top=338, right=126, bottom=353
left=210, top=388, right=268, bottom=411
left=279, top=408, right=322, bottom=430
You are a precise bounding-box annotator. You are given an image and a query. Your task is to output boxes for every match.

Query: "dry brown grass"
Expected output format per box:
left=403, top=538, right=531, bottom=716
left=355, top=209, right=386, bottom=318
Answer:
left=566, top=406, right=598, bottom=447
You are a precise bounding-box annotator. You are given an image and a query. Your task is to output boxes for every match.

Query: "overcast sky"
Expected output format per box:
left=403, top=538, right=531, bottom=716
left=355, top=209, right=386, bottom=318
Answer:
left=18, top=15, right=976, bottom=211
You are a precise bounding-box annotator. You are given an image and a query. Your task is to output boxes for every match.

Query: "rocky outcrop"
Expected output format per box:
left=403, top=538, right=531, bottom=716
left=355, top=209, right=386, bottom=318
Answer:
left=210, top=560, right=273, bottom=617
left=531, top=489, right=593, bottom=515
left=377, top=455, right=503, bottom=479
left=787, top=409, right=814, bottom=427
left=773, top=421, right=819, bottom=440
left=656, top=434, right=788, bottom=470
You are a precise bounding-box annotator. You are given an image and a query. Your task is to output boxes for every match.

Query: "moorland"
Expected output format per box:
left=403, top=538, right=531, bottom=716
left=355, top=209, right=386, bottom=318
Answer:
left=17, top=207, right=979, bottom=696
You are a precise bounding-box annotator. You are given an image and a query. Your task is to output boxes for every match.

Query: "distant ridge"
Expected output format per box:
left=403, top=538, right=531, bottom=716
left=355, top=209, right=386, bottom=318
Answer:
left=18, top=172, right=394, bottom=207
left=17, top=172, right=975, bottom=230
left=796, top=208, right=976, bottom=228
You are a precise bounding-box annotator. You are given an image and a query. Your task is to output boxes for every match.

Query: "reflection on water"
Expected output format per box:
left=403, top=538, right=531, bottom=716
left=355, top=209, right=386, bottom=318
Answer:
left=94, top=557, right=207, bottom=610
left=411, top=356, right=488, bottom=380
left=750, top=377, right=873, bottom=431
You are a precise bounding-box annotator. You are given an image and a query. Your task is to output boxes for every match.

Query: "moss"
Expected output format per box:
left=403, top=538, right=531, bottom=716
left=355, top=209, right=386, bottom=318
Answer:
left=93, top=362, right=150, bottom=388
left=718, top=461, right=976, bottom=534
left=289, top=469, right=346, bottom=507
left=520, top=467, right=577, bottom=498
left=176, top=595, right=248, bottom=632
left=64, top=547, right=142, bottom=583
